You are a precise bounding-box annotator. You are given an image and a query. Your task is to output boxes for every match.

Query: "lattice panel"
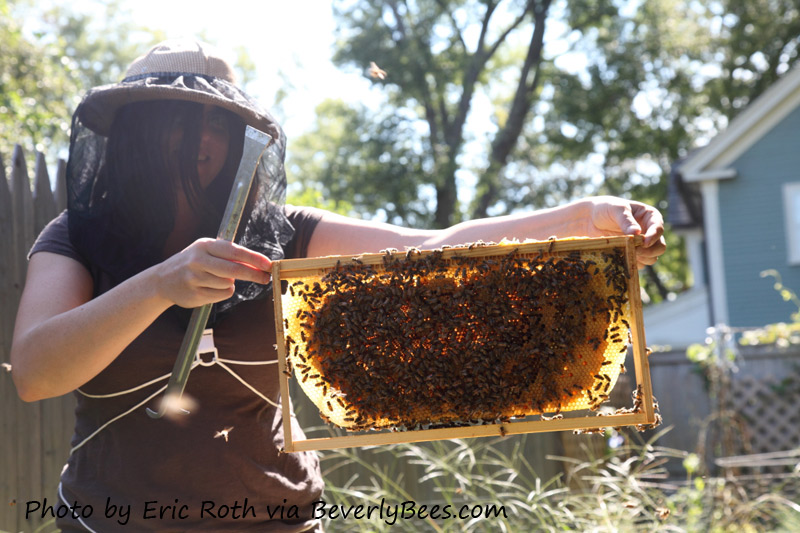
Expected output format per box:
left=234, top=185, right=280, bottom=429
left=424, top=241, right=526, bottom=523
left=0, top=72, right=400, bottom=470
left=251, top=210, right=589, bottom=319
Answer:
left=725, top=373, right=800, bottom=455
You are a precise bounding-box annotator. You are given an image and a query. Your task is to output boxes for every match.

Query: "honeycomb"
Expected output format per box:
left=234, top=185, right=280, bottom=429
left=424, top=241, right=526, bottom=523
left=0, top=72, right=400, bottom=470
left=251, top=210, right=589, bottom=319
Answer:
left=279, top=239, right=634, bottom=432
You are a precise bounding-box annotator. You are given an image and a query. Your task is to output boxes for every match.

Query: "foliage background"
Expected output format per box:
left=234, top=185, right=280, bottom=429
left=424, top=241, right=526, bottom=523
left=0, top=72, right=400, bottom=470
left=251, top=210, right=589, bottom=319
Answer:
left=286, top=0, right=800, bottom=303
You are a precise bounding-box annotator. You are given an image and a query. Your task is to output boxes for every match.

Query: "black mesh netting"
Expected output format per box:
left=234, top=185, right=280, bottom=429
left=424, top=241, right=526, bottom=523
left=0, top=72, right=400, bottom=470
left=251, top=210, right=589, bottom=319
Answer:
left=66, top=73, right=294, bottom=324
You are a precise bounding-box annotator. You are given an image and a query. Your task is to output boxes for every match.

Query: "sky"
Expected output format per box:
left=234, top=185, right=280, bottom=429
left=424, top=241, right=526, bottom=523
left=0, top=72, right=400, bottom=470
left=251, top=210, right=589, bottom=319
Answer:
left=122, top=0, right=375, bottom=138
left=25, top=0, right=375, bottom=139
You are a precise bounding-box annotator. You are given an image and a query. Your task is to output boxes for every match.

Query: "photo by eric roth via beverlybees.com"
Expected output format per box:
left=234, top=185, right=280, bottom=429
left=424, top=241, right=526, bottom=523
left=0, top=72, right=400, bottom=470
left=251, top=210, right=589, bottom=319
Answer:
left=10, top=38, right=665, bottom=531
left=22, top=495, right=509, bottom=528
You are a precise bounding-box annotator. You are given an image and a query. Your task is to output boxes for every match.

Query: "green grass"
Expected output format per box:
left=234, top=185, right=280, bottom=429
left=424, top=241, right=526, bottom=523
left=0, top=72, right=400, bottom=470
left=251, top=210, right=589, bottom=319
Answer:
left=317, top=427, right=800, bottom=532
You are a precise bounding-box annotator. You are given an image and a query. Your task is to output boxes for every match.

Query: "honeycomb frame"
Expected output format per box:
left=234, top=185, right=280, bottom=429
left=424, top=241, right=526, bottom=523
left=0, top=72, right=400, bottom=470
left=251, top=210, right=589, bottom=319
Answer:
left=273, top=235, right=656, bottom=452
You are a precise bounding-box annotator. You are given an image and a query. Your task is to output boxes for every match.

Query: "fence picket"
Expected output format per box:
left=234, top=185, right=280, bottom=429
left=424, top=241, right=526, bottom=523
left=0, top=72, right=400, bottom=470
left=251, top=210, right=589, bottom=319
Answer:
left=55, top=158, right=67, bottom=213
left=0, top=154, right=13, bottom=351
left=11, top=146, right=34, bottom=298
left=0, top=152, right=18, bottom=533
left=34, top=151, right=57, bottom=232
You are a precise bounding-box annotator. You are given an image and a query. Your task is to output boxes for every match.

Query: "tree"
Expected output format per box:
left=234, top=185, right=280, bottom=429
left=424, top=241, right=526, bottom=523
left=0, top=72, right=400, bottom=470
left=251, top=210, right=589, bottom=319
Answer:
left=288, top=0, right=800, bottom=303
left=1, top=0, right=155, bottom=161
left=1, top=0, right=262, bottom=173
left=288, top=99, right=432, bottom=224
left=524, top=0, right=800, bottom=297
left=327, top=0, right=554, bottom=229
left=1, top=0, right=78, bottom=156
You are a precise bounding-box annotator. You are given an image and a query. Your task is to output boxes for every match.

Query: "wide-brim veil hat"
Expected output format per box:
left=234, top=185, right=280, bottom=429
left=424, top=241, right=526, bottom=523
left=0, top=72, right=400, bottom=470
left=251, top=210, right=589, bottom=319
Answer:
left=78, top=40, right=280, bottom=138
left=67, top=39, right=292, bottom=320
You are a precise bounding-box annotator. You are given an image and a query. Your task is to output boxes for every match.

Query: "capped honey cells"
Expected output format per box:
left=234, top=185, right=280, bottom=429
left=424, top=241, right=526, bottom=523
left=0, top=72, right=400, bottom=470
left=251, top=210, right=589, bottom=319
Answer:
left=279, top=239, right=635, bottom=432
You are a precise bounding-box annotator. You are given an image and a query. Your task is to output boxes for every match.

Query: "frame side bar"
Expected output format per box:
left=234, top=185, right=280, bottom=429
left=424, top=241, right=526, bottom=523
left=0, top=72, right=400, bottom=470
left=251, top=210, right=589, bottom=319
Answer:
left=272, top=262, right=295, bottom=452
left=626, top=237, right=655, bottom=423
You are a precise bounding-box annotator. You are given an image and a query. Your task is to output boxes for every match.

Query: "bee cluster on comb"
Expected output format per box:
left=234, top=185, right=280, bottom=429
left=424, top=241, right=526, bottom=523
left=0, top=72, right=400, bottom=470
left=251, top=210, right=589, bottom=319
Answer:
left=278, top=238, right=639, bottom=434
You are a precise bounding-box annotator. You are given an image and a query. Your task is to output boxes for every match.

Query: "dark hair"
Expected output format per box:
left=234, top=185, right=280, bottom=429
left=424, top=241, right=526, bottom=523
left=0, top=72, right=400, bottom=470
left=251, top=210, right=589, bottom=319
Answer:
left=73, top=100, right=246, bottom=287
left=95, top=100, right=245, bottom=260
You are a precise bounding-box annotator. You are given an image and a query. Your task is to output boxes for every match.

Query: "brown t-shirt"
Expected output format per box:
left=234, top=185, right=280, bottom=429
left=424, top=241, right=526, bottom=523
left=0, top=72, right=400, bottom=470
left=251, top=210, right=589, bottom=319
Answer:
left=30, top=206, right=326, bottom=532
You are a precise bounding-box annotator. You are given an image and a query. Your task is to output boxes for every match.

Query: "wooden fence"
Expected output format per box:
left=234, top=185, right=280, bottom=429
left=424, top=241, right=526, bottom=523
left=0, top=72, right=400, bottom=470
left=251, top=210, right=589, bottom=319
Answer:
left=1, top=146, right=74, bottom=533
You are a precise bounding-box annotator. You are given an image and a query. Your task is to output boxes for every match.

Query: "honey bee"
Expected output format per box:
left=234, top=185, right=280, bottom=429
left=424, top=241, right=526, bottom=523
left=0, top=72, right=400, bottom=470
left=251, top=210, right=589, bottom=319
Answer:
left=369, top=61, right=386, bottom=80
left=214, top=426, right=234, bottom=442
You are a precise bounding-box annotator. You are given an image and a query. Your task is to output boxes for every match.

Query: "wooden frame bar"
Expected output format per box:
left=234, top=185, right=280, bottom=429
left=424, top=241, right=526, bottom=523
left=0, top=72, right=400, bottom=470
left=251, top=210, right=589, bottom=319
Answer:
left=273, top=236, right=656, bottom=452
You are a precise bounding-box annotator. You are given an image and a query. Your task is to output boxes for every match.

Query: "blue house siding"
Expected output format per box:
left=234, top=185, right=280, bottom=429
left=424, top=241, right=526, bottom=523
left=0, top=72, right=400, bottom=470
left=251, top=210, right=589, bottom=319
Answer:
left=718, top=105, right=800, bottom=327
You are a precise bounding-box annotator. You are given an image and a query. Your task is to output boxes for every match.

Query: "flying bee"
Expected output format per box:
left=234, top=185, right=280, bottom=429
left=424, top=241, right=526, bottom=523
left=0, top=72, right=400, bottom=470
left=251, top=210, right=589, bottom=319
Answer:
left=368, top=61, right=387, bottom=79
left=214, top=426, right=234, bottom=442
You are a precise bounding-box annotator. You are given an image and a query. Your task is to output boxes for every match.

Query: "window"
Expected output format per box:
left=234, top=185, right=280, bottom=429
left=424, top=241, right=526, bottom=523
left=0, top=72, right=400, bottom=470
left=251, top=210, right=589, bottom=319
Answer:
left=783, top=182, right=800, bottom=264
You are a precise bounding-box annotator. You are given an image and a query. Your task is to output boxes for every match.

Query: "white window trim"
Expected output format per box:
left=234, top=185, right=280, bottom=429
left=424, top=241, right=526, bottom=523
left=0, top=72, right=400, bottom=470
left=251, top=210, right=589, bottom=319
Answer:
left=783, top=182, right=800, bottom=265
left=702, top=180, right=728, bottom=325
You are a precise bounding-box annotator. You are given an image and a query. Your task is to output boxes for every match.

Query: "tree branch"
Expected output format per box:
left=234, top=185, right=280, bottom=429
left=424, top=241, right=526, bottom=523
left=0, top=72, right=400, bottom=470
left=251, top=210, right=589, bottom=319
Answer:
left=386, top=0, right=408, bottom=40
left=435, top=0, right=468, bottom=51
left=472, top=0, right=550, bottom=217
left=484, top=0, right=535, bottom=59
left=445, top=0, right=499, bottom=146
left=491, top=0, right=549, bottom=163
left=645, top=264, right=670, bottom=301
